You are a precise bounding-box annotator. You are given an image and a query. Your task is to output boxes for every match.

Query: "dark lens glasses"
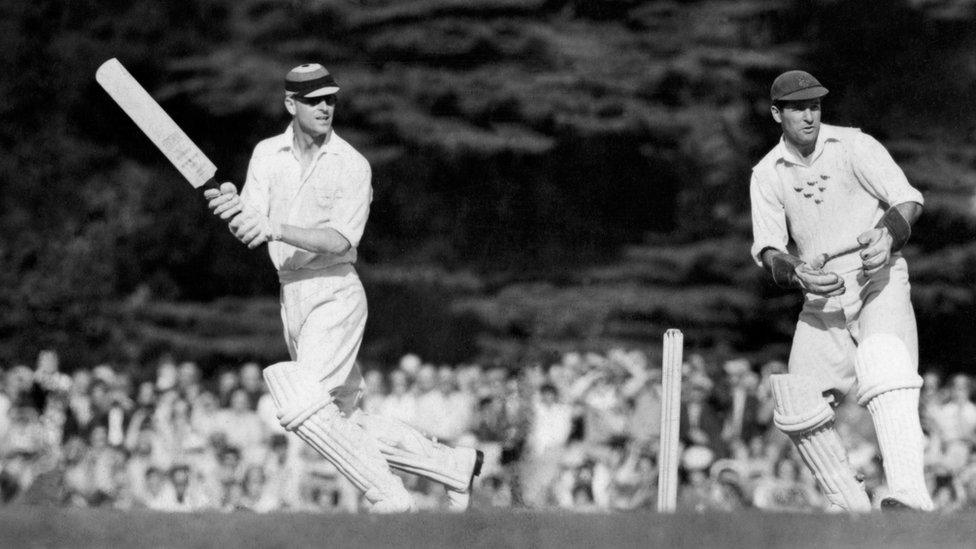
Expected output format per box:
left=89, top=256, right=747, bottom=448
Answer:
left=295, top=94, right=338, bottom=106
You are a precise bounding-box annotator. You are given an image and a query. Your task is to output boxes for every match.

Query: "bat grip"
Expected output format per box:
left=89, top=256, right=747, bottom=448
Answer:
left=200, top=177, right=220, bottom=193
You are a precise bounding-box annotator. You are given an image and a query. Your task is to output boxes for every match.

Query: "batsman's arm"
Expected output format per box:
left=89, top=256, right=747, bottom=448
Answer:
left=276, top=225, right=351, bottom=255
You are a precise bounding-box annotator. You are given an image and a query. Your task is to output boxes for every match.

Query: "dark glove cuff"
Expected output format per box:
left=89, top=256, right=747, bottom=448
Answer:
left=879, top=207, right=911, bottom=252
left=766, top=250, right=803, bottom=288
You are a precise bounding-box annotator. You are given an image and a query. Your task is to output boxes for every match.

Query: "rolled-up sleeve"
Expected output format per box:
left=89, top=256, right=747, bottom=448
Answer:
left=329, top=162, right=372, bottom=249
left=750, top=168, right=789, bottom=266
left=851, top=133, right=924, bottom=207
left=240, top=151, right=271, bottom=216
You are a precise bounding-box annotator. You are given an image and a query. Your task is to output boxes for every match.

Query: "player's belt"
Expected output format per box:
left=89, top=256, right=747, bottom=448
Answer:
left=277, top=263, right=354, bottom=284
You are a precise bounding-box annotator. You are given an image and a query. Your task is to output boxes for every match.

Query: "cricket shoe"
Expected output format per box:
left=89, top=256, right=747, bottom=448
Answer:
left=880, top=492, right=934, bottom=512
left=445, top=448, right=484, bottom=511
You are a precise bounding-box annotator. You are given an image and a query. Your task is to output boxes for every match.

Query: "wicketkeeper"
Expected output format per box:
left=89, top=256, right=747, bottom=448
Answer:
left=750, top=70, right=932, bottom=511
left=205, top=63, right=482, bottom=512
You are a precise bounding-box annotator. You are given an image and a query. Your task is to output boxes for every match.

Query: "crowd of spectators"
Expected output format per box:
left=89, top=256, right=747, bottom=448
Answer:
left=2, top=348, right=975, bottom=512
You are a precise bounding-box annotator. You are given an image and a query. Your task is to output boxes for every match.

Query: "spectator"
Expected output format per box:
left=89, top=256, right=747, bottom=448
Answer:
left=413, top=365, right=448, bottom=439
left=361, top=369, right=386, bottom=415
left=238, top=362, right=264, bottom=409
left=379, top=369, right=418, bottom=428
left=214, top=389, right=266, bottom=465
left=0, top=347, right=964, bottom=513
left=752, top=458, right=821, bottom=511
left=932, top=374, right=976, bottom=472
left=718, top=359, right=762, bottom=445
left=215, top=370, right=239, bottom=409
left=522, top=383, right=573, bottom=507
left=680, top=374, right=727, bottom=457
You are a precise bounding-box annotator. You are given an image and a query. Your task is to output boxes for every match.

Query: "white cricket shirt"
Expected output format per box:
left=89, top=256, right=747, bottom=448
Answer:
left=241, top=125, right=373, bottom=275
left=750, top=124, right=923, bottom=270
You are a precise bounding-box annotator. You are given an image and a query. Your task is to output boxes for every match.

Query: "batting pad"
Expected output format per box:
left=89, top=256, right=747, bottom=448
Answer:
left=855, top=335, right=933, bottom=511
left=353, top=412, right=482, bottom=493
left=264, top=362, right=413, bottom=512
left=771, top=374, right=871, bottom=512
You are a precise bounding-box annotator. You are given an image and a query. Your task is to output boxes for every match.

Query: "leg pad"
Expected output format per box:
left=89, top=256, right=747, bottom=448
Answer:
left=855, top=335, right=933, bottom=511
left=771, top=374, right=871, bottom=512
left=265, top=362, right=413, bottom=512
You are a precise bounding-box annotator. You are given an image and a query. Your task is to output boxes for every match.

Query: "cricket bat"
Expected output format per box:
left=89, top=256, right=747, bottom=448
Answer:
left=95, top=58, right=224, bottom=196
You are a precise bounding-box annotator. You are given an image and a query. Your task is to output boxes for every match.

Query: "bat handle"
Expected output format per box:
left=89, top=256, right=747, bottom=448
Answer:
left=200, top=177, right=220, bottom=193
left=199, top=177, right=246, bottom=225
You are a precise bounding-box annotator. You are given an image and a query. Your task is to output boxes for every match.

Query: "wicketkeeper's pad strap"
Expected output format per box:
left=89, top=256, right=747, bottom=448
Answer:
left=878, top=206, right=911, bottom=252
left=770, top=374, right=834, bottom=435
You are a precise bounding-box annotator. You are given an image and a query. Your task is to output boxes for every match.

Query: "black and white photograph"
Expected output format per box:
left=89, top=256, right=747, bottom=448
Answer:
left=1, top=0, right=975, bottom=546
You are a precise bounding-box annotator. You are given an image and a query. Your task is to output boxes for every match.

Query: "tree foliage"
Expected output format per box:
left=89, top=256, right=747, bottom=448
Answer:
left=1, top=0, right=975, bottom=369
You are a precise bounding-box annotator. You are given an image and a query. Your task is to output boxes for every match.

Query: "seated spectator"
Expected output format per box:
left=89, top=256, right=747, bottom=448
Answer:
left=932, top=374, right=976, bottom=472
left=413, top=365, right=448, bottom=439
left=177, top=361, right=202, bottom=403
left=238, top=362, right=264, bottom=410
left=680, top=374, right=727, bottom=458
left=141, top=466, right=172, bottom=510
left=262, top=434, right=302, bottom=510
left=378, top=369, right=418, bottom=428
left=215, top=369, right=240, bottom=409
left=361, top=369, right=386, bottom=415
left=752, top=457, right=821, bottom=512
left=214, top=389, right=266, bottom=465
left=152, top=464, right=210, bottom=512
left=438, top=366, right=475, bottom=443
left=719, top=359, right=762, bottom=445
left=240, top=465, right=280, bottom=512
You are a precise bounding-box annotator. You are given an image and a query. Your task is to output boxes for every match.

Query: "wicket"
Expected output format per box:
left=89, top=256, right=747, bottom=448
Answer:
left=657, top=328, right=683, bottom=513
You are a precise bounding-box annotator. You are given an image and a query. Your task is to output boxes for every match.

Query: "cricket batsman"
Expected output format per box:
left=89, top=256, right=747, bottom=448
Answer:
left=750, top=70, right=933, bottom=511
left=204, top=63, right=482, bottom=512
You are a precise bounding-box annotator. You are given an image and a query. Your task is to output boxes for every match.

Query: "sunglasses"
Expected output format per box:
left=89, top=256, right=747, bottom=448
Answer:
left=294, top=94, right=338, bottom=106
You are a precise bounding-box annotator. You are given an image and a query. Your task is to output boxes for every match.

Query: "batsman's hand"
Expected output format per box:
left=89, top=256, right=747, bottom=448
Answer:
left=204, top=182, right=244, bottom=221
left=794, top=264, right=845, bottom=297
left=857, top=227, right=893, bottom=276
left=228, top=208, right=278, bottom=249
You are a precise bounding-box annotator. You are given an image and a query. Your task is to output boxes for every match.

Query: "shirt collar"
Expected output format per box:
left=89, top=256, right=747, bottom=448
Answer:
left=273, top=123, right=344, bottom=156
left=775, top=123, right=841, bottom=166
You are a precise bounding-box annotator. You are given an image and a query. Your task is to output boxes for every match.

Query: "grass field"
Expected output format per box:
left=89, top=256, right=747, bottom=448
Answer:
left=3, top=507, right=975, bottom=548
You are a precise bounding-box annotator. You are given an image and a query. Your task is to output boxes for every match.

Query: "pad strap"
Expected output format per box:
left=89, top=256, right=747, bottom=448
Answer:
left=878, top=207, right=911, bottom=252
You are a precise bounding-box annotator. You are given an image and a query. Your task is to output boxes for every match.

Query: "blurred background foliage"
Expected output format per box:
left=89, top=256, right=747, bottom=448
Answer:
left=1, top=0, right=975, bottom=372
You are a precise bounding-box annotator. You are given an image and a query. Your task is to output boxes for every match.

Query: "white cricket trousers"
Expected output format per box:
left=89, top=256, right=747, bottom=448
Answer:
left=278, top=263, right=366, bottom=414
left=788, top=255, right=918, bottom=399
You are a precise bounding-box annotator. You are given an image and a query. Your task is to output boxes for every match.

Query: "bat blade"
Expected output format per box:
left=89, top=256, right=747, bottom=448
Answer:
left=96, top=58, right=216, bottom=189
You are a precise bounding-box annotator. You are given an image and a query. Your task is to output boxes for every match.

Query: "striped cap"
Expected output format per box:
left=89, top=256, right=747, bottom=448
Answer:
left=285, top=63, right=340, bottom=97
